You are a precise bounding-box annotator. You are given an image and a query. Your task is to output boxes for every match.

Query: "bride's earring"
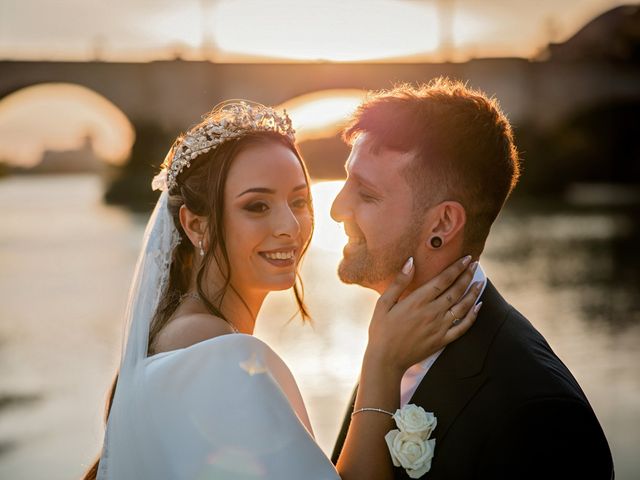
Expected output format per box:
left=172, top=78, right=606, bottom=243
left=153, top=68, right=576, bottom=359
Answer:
left=430, top=236, right=443, bottom=249
left=198, top=240, right=205, bottom=257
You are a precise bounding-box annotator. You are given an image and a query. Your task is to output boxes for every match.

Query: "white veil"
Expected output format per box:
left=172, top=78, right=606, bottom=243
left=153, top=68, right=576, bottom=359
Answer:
left=97, top=168, right=180, bottom=479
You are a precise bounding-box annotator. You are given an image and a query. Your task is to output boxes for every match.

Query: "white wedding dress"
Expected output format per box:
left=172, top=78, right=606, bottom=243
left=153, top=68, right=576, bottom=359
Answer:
left=99, top=332, right=341, bottom=479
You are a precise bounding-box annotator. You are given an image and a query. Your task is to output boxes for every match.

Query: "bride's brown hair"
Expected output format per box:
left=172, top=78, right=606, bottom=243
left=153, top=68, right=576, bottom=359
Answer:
left=82, top=117, right=313, bottom=480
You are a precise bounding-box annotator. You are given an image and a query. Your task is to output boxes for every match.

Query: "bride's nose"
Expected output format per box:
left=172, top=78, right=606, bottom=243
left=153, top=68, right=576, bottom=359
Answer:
left=272, top=205, right=301, bottom=238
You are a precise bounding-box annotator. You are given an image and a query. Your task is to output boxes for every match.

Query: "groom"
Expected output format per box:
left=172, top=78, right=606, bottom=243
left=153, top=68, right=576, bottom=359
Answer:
left=330, top=79, right=613, bottom=479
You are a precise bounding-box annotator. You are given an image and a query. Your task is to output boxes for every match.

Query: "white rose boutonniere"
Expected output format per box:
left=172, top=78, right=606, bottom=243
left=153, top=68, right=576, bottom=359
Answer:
left=393, top=404, right=437, bottom=439
left=385, top=404, right=437, bottom=478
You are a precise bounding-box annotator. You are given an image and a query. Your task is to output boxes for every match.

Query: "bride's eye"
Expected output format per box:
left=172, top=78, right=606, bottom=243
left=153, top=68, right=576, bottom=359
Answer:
left=244, top=201, right=269, bottom=213
left=292, top=197, right=310, bottom=209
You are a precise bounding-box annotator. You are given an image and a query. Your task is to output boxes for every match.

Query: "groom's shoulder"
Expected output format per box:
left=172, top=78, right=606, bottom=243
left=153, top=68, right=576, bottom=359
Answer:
left=486, top=300, right=585, bottom=401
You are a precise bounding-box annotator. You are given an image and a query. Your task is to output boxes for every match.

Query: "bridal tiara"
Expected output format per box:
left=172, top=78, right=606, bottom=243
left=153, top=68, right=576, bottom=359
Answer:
left=152, top=101, right=296, bottom=192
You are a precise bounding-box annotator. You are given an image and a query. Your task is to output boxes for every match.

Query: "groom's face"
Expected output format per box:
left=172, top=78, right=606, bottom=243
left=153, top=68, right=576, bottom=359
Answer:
left=331, top=133, right=423, bottom=293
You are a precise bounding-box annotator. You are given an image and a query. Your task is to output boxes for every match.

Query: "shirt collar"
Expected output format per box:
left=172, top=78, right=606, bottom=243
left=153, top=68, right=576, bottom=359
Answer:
left=468, top=262, right=487, bottom=302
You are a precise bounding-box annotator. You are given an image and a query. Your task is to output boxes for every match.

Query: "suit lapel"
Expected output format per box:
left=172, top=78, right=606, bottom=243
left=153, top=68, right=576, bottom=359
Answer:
left=409, top=359, right=487, bottom=447
left=408, top=280, right=510, bottom=446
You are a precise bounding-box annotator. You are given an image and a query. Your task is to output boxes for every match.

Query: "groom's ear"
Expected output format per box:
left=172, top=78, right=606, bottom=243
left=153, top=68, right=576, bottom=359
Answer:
left=179, top=205, right=209, bottom=250
left=425, top=201, right=466, bottom=245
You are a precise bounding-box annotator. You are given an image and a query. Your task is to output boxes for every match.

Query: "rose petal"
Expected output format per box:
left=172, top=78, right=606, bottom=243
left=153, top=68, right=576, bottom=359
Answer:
left=406, top=463, right=431, bottom=479
left=384, top=429, right=402, bottom=468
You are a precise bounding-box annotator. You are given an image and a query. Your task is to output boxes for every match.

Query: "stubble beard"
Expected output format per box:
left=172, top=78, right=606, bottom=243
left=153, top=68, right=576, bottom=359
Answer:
left=337, top=219, right=422, bottom=289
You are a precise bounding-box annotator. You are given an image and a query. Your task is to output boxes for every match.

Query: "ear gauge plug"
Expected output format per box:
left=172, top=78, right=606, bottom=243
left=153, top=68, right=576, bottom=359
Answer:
left=430, top=236, right=443, bottom=248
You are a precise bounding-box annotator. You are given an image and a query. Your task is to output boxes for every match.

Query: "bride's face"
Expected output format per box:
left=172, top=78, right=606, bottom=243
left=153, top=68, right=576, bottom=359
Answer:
left=222, top=141, right=313, bottom=293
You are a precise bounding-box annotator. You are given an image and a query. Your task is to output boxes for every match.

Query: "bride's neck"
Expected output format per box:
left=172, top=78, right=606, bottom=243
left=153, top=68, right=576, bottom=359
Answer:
left=218, top=286, right=265, bottom=335
left=185, top=252, right=274, bottom=333
left=185, top=267, right=265, bottom=335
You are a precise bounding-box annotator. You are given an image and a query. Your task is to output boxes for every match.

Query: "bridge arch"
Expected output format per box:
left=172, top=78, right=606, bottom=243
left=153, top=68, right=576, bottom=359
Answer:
left=0, top=83, right=134, bottom=168
left=278, top=89, right=367, bottom=142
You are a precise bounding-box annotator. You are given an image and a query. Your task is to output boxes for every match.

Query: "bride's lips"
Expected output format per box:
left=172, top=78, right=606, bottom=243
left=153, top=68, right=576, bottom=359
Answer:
left=258, top=247, right=298, bottom=268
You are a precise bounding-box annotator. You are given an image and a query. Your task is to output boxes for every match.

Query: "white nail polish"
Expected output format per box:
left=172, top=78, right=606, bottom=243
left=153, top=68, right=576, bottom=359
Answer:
left=474, top=301, right=483, bottom=313
left=402, top=257, right=414, bottom=275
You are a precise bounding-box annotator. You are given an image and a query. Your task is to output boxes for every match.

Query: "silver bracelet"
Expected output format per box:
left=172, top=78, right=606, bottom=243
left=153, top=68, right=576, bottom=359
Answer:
left=351, top=407, right=394, bottom=418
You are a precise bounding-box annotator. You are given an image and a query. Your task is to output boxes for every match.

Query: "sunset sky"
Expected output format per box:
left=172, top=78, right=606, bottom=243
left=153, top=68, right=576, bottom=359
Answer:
left=0, top=0, right=634, bottom=168
left=0, top=0, right=631, bottom=62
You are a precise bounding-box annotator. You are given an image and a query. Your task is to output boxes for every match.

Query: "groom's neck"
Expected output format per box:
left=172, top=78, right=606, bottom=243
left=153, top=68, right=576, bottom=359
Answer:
left=373, top=245, right=474, bottom=297
left=409, top=248, right=471, bottom=296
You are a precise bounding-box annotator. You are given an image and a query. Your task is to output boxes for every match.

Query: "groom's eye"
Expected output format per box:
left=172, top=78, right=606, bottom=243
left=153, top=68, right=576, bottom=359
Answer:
left=359, top=192, right=378, bottom=203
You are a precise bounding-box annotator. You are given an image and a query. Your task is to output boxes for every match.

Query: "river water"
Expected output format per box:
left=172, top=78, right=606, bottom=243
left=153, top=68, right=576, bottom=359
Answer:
left=0, top=175, right=638, bottom=479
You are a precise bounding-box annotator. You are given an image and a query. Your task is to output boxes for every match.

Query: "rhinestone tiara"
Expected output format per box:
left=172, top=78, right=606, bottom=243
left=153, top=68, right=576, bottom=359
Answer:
left=152, top=101, right=295, bottom=192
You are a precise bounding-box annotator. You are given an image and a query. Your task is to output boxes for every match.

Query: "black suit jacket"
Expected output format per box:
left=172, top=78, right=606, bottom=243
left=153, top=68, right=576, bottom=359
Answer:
left=332, top=280, right=614, bottom=479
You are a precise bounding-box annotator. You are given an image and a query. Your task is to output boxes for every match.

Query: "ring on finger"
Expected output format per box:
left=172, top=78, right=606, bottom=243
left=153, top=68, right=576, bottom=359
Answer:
left=447, top=308, right=462, bottom=326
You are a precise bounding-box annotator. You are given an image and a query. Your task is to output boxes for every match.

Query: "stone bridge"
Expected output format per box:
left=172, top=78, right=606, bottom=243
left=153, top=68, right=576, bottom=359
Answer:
left=2, top=58, right=639, bottom=134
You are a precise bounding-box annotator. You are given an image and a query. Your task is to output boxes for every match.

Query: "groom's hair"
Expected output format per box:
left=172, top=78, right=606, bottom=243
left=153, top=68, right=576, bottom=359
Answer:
left=343, top=77, right=520, bottom=256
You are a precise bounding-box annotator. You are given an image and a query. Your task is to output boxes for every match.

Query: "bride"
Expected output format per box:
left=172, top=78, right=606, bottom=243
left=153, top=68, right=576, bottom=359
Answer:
left=83, top=101, right=481, bottom=479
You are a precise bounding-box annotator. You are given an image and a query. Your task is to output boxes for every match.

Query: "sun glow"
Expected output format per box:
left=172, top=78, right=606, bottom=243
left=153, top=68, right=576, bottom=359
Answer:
left=0, top=84, right=134, bottom=167
left=212, top=0, right=439, bottom=62
left=310, top=181, right=348, bottom=253
left=278, top=90, right=366, bottom=142
left=452, top=11, right=494, bottom=48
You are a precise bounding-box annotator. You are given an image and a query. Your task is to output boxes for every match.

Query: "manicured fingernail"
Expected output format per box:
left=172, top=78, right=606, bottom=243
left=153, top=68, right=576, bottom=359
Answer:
left=474, top=281, right=483, bottom=292
left=462, top=255, right=472, bottom=266
left=470, top=261, right=479, bottom=273
left=402, top=257, right=414, bottom=275
left=474, top=301, right=483, bottom=314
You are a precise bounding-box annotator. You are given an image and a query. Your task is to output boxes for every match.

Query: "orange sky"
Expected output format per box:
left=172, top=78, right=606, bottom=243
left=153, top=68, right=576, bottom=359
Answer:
left=0, top=0, right=631, bottom=62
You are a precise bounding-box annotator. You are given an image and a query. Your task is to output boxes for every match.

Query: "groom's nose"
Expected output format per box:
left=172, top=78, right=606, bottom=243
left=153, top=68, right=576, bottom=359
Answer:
left=330, top=183, right=349, bottom=223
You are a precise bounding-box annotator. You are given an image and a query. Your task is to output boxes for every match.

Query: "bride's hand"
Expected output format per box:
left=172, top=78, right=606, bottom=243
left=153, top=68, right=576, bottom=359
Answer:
left=365, top=255, right=483, bottom=375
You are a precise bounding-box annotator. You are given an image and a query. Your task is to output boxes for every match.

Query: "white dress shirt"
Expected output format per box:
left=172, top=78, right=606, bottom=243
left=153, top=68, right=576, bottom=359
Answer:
left=400, top=263, right=487, bottom=407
